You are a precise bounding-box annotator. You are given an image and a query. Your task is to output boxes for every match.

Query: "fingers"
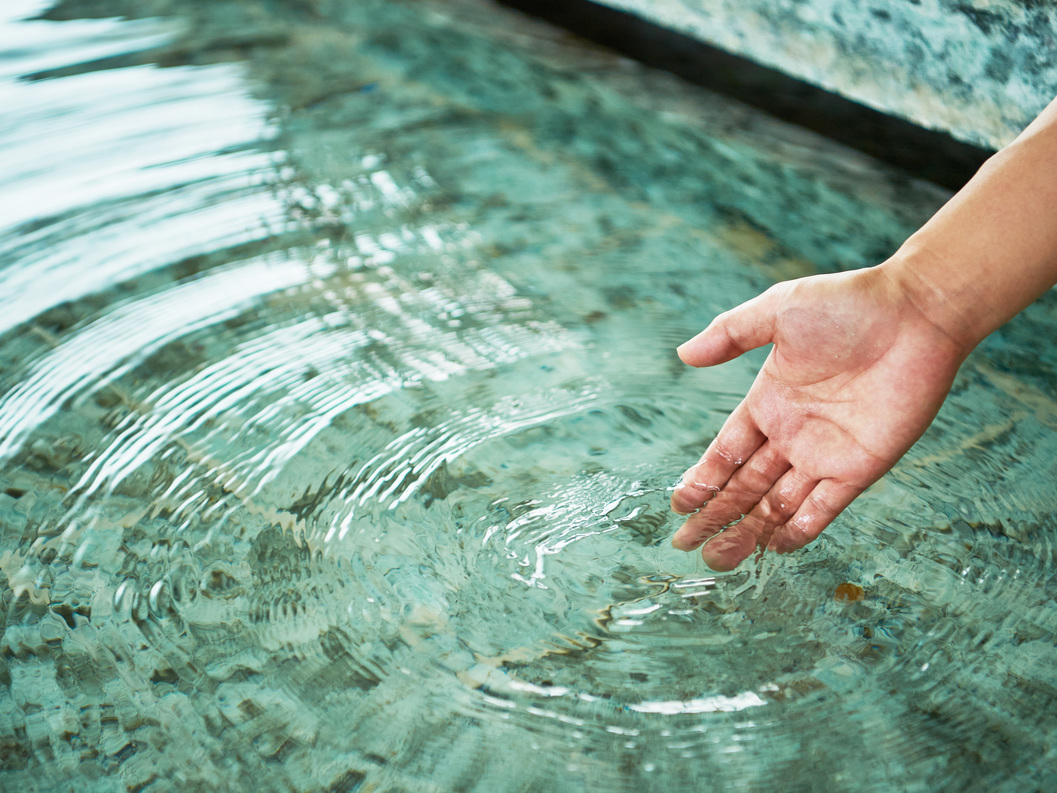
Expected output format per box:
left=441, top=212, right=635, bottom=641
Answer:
left=677, top=288, right=780, bottom=368
left=671, top=441, right=792, bottom=550
left=671, top=469, right=853, bottom=572
left=767, top=479, right=863, bottom=555
left=699, top=468, right=816, bottom=571
left=670, top=402, right=765, bottom=515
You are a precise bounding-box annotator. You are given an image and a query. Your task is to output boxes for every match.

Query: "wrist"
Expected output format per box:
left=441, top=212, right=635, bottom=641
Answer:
left=877, top=130, right=1057, bottom=356
left=875, top=244, right=992, bottom=359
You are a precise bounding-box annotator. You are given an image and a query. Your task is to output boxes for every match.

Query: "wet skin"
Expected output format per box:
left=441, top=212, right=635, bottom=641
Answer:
left=670, top=265, right=964, bottom=571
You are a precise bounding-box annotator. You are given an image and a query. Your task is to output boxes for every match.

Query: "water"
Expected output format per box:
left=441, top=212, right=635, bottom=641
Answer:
left=3, top=1, right=1057, bottom=791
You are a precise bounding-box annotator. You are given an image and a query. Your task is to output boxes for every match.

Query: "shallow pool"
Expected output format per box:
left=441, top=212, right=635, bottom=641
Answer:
left=3, top=1, right=1057, bottom=790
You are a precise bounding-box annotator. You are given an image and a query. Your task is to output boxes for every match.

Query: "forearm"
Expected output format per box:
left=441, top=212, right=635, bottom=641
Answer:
left=879, top=96, right=1057, bottom=355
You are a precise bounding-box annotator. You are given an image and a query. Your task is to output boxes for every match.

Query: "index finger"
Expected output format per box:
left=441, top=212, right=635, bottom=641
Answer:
left=671, top=401, right=765, bottom=515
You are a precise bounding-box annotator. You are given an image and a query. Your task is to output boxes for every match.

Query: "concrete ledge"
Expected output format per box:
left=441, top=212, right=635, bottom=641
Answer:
left=591, top=0, right=1057, bottom=150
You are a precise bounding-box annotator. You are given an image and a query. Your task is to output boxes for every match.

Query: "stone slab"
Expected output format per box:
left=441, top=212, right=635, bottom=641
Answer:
left=594, top=0, right=1057, bottom=149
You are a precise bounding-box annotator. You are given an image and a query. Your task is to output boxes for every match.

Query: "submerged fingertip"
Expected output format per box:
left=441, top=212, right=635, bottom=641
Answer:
left=700, top=530, right=755, bottom=572
left=767, top=521, right=812, bottom=554
left=671, top=522, right=707, bottom=552
left=701, top=553, right=742, bottom=573
left=670, top=533, right=696, bottom=552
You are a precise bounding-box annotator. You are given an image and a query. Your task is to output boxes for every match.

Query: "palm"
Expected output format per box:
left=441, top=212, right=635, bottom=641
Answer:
left=671, top=269, right=964, bottom=571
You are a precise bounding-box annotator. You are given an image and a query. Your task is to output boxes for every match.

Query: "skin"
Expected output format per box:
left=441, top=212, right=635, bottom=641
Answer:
left=671, top=96, right=1057, bottom=571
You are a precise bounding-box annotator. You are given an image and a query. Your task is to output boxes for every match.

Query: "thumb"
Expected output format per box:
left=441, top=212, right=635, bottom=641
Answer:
left=677, top=288, right=780, bottom=367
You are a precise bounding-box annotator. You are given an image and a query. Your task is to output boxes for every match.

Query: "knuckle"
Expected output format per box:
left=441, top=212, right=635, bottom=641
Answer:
left=759, top=492, right=797, bottom=523
left=738, top=450, right=787, bottom=495
left=671, top=477, right=721, bottom=514
left=707, top=437, right=739, bottom=465
left=804, top=490, right=830, bottom=514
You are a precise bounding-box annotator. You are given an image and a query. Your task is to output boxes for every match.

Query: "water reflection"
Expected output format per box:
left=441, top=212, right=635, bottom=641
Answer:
left=2, top=1, right=1057, bottom=792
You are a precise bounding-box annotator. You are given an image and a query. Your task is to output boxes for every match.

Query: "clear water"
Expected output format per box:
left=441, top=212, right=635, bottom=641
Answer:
left=3, top=1, right=1057, bottom=791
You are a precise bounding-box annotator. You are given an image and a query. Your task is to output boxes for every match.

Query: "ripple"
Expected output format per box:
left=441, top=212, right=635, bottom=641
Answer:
left=3, top=0, right=1057, bottom=791
left=0, top=256, right=312, bottom=461
left=0, top=2, right=174, bottom=80
left=0, top=63, right=283, bottom=336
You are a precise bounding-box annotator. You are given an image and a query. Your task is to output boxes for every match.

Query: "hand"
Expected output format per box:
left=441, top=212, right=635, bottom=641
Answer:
left=671, top=264, right=967, bottom=571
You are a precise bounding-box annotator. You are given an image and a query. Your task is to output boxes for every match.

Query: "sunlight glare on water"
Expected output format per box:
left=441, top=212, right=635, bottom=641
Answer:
left=3, top=1, right=1057, bottom=791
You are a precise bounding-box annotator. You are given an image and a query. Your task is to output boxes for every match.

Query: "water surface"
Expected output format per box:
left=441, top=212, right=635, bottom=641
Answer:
left=3, top=1, right=1057, bottom=791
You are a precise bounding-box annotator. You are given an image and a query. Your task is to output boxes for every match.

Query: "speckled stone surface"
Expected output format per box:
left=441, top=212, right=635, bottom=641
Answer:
left=593, top=0, right=1057, bottom=149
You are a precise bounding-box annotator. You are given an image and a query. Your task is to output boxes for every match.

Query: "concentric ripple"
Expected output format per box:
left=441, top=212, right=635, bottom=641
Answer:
left=2, top=1, right=1057, bottom=792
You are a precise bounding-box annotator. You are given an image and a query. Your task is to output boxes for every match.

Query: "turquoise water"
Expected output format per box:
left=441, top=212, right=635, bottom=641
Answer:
left=3, top=1, right=1057, bottom=791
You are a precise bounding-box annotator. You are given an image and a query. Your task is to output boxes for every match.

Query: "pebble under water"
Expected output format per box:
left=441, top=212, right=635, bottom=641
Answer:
left=3, top=1, right=1057, bottom=791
